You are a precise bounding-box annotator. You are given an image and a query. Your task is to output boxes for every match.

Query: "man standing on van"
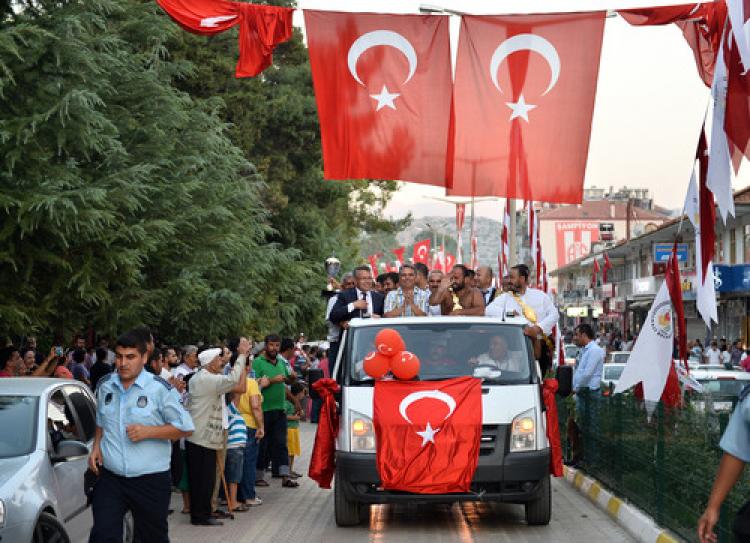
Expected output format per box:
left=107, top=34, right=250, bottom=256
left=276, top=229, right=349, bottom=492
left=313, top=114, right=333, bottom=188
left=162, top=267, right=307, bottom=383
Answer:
left=486, top=264, right=559, bottom=373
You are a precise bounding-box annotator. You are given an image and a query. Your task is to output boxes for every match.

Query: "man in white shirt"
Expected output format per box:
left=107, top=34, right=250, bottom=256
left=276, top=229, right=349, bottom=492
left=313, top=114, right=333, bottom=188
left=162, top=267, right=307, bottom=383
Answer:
left=486, top=264, right=559, bottom=373
left=705, top=341, right=721, bottom=365
left=476, top=265, right=498, bottom=306
left=326, top=274, right=355, bottom=367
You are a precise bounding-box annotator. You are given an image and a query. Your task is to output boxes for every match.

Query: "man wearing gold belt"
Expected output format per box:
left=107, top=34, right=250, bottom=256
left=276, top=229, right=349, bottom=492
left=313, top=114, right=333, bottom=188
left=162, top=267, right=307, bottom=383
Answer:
left=486, top=264, right=559, bottom=374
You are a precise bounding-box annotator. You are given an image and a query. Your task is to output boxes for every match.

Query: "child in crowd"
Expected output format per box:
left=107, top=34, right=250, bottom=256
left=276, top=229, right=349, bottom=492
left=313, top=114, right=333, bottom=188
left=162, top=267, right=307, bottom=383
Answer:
left=226, top=392, right=249, bottom=512
left=286, top=382, right=306, bottom=478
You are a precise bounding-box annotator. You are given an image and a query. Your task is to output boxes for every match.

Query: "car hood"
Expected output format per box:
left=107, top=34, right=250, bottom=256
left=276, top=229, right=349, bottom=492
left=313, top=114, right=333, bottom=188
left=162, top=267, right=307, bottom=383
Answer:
left=0, top=455, right=33, bottom=492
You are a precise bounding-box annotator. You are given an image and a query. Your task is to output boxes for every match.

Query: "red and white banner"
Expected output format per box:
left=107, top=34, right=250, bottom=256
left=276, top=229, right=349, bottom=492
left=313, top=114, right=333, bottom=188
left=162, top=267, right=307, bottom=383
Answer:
left=448, top=13, right=605, bottom=203
left=304, top=11, right=453, bottom=187
left=456, top=204, right=466, bottom=264
left=367, top=254, right=381, bottom=276
left=412, top=239, right=431, bottom=264
left=555, top=222, right=600, bottom=267
left=156, top=0, right=293, bottom=77
left=498, top=200, right=511, bottom=280
left=392, top=247, right=406, bottom=268
left=374, top=377, right=482, bottom=494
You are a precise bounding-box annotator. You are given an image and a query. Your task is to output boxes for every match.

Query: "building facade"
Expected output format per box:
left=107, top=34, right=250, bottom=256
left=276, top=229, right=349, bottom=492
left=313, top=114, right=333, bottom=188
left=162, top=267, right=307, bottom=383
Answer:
left=551, top=187, right=750, bottom=346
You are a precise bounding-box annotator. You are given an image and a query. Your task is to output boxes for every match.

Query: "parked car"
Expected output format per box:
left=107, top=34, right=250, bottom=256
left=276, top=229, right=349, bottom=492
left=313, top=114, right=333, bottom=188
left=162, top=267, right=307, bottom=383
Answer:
left=0, top=378, right=132, bottom=543
left=563, top=344, right=579, bottom=366
left=332, top=316, right=552, bottom=527
left=606, top=351, right=630, bottom=365
left=600, top=363, right=627, bottom=390
left=687, top=369, right=750, bottom=413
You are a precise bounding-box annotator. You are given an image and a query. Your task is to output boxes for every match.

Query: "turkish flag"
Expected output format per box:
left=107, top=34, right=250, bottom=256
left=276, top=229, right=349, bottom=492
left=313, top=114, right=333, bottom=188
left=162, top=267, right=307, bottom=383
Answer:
left=602, top=252, right=612, bottom=283
left=304, top=11, right=453, bottom=187
left=374, top=377, right=482, bottom=494
left=448, top=13, right=605, bottom=203
left=412, top=239, right=431, bottom=264
left=445, top=252, right=456, bottom=272
left=156, top=0, right=293, bottom=77
left=392, top=247, right=406, bottom=266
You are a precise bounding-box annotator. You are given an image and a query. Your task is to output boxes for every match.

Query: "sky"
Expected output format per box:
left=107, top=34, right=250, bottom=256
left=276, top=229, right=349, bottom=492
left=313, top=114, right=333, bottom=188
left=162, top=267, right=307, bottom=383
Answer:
left=294, top=0, right=747, bottom=220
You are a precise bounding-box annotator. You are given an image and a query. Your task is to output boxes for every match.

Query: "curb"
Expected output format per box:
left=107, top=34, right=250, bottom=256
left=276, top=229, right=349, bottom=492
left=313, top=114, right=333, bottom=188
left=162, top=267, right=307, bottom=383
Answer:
left=562, top=466, right=682, bottom=543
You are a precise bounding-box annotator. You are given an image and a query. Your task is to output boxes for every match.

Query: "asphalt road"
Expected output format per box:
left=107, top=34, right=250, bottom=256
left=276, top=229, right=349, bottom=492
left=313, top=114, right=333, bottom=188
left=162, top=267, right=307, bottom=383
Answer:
left=168, top=422, right=634, bottom=542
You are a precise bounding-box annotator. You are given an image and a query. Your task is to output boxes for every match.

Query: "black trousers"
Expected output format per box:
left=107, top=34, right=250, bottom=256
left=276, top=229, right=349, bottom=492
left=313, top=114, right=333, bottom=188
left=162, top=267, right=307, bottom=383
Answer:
left=185, top=441, right=216, bottom=523
left=257, top=409, right=289, bottom=477
left=170, top=440, right=182, bottom=487
left=89, top=468, right=171, bottom=543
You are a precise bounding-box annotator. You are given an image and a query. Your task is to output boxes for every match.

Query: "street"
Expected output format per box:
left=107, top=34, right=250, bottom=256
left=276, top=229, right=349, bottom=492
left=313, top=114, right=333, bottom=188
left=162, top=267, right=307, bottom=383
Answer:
left=168, top=423, right=634, bottom=542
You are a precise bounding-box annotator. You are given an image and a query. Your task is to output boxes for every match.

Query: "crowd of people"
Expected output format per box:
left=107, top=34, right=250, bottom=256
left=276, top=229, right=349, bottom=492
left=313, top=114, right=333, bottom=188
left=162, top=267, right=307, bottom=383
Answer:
left=0, top=327, right=329, bottom=540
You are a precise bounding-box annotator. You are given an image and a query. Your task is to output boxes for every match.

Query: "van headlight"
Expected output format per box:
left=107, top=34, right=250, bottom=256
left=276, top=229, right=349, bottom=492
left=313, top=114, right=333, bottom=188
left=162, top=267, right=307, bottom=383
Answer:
left=0, top=498, right=5, bottom=528
left=510, top=409, right=536, bottom=452
left=350, top=411, right=376, bottom=453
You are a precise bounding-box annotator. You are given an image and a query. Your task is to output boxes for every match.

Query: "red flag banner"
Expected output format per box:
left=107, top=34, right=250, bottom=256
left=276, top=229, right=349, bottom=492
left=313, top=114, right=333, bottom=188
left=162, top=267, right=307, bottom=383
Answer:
left=445, top=252, right=456, bottom=272
left=591, top=258, right=600, bottom=288
left=603, top=252, right=612, bottom=283
left=156, top=0, right=292, bottom=77
left=308, top=379, right=340, bottom=488
left=392, top=246, right=406, bottom=266
left=412, top=239, right=431, bottom=264
left=368, top=254, right=381, bottom=276
left=304, top=11, right=453, bottom=186
left=374, top=376, right=482, bottom=494
left=618, top=3, right=727, bottom=88
left=448, top=13, right=605, bottom=203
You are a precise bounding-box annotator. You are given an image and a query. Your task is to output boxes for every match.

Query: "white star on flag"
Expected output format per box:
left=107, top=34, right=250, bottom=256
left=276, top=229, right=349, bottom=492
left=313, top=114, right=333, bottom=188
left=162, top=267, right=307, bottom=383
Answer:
left=370, top=85, right=400, bottom=111
left=415, top=422, right=440, bottom=447
left=505, top=94, right=537, bottom=122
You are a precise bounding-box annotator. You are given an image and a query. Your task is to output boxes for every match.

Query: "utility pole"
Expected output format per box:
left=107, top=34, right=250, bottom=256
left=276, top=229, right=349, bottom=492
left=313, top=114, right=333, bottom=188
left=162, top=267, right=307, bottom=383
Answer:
left=509, top=198, right=517, bottom=268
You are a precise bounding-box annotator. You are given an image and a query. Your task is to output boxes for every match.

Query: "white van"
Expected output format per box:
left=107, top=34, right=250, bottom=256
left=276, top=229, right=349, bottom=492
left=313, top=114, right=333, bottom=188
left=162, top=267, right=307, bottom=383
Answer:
left=332, top=316, right=553, bottom=527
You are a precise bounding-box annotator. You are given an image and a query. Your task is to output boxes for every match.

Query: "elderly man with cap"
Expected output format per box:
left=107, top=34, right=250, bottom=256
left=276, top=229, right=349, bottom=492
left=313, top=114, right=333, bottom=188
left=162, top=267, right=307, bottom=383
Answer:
left=185, top=339, right=250, bottom=526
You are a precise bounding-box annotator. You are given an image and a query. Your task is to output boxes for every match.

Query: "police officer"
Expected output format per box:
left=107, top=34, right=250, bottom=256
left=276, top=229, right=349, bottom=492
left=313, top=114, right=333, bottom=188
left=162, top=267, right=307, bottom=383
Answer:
left=88, top=329, right=194, bottom=542
left=698, top=384, right=750, bottom=543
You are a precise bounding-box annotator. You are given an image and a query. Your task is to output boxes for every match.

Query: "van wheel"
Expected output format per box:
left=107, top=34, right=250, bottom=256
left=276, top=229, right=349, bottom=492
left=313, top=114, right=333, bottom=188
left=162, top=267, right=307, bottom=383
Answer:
left=334, top=471, right=362, bottom=526
left=524, top=475, right=551, bottom=526
left=32, top=512, right=71, bottom=543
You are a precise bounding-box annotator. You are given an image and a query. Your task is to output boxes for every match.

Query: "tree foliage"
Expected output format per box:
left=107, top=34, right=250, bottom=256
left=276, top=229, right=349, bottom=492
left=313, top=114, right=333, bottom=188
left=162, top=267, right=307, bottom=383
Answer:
left=0, top=0, right=402, bottom=344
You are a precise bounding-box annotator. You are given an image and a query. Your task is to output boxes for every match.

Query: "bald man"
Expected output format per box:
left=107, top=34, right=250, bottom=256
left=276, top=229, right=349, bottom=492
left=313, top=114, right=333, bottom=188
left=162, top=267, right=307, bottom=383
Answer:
left=476, top=265, right=497, bottom=306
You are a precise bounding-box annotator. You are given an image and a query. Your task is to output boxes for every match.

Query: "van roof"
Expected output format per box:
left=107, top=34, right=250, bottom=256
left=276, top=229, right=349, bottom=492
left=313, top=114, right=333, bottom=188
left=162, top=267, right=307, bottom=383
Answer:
left=347, top=316, right=528, bottom=328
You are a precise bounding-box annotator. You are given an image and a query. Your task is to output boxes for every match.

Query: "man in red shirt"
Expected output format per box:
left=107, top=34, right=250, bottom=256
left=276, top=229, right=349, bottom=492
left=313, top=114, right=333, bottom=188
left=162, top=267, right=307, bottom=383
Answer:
left=0, top=346, right=21, bottom=377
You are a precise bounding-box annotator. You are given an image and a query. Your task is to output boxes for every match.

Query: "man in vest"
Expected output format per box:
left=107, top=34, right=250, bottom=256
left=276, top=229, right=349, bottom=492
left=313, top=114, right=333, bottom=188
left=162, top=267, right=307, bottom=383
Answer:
left=486, top=264, right=559, bottom=374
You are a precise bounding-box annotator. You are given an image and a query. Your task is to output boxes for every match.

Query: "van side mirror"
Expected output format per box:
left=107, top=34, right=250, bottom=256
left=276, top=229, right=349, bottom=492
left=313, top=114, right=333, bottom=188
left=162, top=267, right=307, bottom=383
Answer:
left=51, top=440, right=89, bottom=463
left=556, top=365, right=573, bottom=397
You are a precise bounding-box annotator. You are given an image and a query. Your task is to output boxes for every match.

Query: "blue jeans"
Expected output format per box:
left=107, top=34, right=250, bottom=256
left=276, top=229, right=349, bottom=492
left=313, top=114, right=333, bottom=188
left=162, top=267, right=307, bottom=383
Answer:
left=238, top=428, right=258, bottom=501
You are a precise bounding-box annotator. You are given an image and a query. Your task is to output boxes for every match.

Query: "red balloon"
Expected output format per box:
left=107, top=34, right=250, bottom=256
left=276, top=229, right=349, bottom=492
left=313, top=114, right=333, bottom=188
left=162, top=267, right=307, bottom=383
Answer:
left=375, top=328, right=405, bottom=356
left=363, top=351, right=391, bottom=379
left=391, top=351, right=420, bottom=380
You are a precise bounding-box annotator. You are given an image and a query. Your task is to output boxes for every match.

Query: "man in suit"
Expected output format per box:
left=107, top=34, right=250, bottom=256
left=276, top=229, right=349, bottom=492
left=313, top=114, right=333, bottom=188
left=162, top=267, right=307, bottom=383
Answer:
left=329, top=265, right=385, bottom=326
left=476, top=265, right=497, bottom=306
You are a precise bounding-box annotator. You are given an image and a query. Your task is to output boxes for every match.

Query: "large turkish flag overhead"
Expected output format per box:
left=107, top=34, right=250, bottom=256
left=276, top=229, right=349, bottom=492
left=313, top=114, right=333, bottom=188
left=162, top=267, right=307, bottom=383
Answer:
left=448, top=13, right=605, bottom=203
left=374, top=376, right=482, bottom=494
left=304, top=11, right=453, bottom=187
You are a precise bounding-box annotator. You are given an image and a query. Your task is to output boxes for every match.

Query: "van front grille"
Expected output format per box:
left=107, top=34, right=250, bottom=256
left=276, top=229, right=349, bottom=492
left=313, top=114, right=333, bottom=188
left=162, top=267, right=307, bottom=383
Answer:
left=480, top=424, right=500, bottom=456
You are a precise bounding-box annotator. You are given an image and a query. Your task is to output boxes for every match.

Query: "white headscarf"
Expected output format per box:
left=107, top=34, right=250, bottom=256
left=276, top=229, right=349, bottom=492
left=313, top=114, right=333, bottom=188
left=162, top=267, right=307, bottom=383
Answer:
left=198, top=348, right=221, bottom=367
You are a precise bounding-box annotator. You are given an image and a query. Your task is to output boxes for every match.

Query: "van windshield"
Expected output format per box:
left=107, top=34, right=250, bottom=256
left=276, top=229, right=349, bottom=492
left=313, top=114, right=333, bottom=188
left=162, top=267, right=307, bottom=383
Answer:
left=347, top=322, right=533, bottom=385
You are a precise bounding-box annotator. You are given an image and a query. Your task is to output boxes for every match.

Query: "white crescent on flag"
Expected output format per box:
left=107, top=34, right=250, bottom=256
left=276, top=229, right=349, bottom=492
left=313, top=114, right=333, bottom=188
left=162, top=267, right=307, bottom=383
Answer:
left=199, top=15, right=237, bottom=28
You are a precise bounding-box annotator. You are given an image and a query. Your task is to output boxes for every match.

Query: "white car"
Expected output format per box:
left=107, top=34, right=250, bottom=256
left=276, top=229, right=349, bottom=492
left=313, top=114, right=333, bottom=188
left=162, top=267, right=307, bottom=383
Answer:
left=606, top=351, right=630, bottom=365
left=563, top=344, right=579, bottom=366
left=600, top=363, right=627, bottom=390
left=688, top=369, right=750, bottom=413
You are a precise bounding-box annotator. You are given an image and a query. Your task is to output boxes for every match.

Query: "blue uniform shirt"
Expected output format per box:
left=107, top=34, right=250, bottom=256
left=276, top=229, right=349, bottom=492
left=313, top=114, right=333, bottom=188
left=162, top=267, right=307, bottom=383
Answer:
left=719, top=385, right=750, bottom=462
left=96, top=369, right=194, bottom=477
left=573, top=341, right=605, bottom=391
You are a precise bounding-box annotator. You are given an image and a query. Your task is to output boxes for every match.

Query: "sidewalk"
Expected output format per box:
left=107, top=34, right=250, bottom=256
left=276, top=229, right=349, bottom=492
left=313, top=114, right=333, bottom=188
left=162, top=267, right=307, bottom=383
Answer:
left=562, top=466, right=683, bottom=543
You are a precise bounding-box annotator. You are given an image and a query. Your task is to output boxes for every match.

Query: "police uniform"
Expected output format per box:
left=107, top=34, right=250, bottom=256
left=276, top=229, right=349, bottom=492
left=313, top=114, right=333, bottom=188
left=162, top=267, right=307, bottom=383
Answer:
left=90, top=369, right=194, bottom=543
left=719, top=385, right=750, bottom=463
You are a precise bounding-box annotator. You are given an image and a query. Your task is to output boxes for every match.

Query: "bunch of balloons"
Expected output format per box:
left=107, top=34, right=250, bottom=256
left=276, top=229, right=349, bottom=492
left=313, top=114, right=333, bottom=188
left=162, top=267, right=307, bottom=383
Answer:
left=363, top=328, right=421, bottom=380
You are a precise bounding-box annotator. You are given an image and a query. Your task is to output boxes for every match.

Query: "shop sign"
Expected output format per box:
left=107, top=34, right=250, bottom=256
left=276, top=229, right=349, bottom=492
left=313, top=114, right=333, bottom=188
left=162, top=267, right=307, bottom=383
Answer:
left=566, top=307, right=589, bottom=317
left=632, top=276, right=657, bottom=295
left=653, top=243, right=688, bottom=262
left=714, top=264, right=750, bottom=293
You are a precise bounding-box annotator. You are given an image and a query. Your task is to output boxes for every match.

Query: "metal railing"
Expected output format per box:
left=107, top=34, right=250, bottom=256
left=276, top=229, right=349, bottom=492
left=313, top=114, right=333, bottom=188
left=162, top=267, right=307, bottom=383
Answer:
left=558, top=390, right=750, bottom=542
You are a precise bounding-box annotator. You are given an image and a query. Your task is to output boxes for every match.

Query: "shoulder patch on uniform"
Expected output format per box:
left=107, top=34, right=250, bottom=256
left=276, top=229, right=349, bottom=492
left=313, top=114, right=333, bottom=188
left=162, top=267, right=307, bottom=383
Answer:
left=739, top=384, right=750, bottom=402
left=98, top=373, right=114, bottom=386
left=153, top=375, right=173, bottom=390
